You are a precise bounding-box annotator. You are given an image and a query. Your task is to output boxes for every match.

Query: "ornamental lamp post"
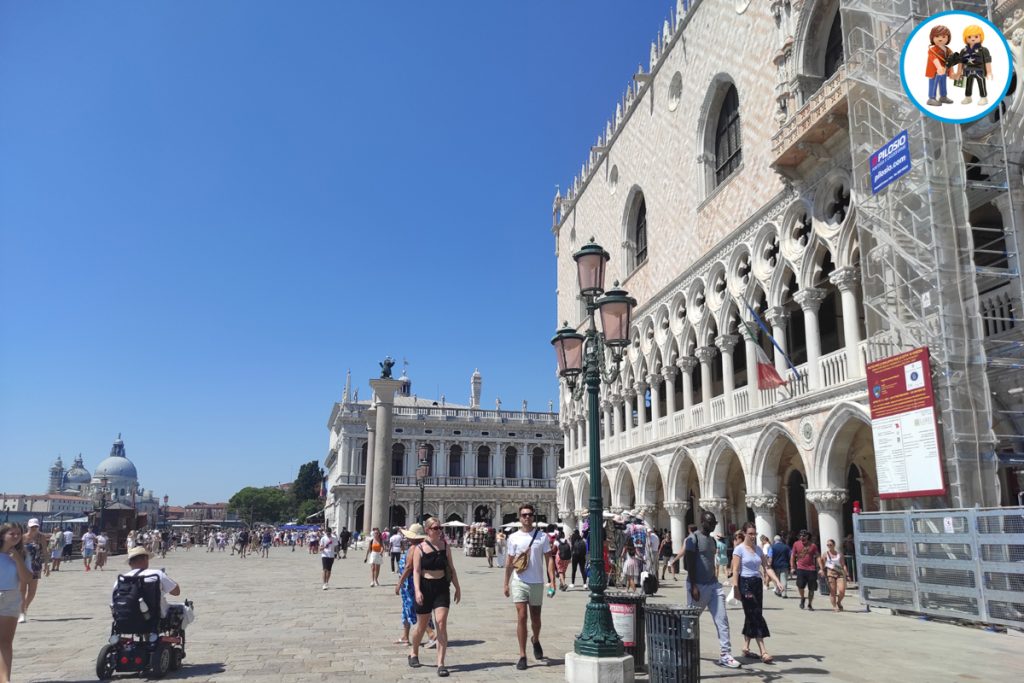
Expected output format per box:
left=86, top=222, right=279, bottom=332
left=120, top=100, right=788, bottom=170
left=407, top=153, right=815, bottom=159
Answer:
left=98, top=476, right=109, bottom=532
left=552, top=238, right=635, bottom=661
left=416, top=444, right=430, bottom=524
left=163, top=495, right=169, bottom=528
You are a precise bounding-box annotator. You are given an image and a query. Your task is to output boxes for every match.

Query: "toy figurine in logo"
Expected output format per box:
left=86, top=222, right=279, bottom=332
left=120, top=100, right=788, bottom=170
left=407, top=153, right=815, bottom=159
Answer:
left=952, top=24, right=993, bottom=105
left=925, top=25, right=954, bottom=106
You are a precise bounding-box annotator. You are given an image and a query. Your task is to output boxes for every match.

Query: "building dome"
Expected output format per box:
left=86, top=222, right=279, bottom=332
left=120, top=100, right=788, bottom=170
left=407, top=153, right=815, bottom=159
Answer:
left=65, top=454, right=91, bottom=484
left=94, top=434, right=138, bottom=481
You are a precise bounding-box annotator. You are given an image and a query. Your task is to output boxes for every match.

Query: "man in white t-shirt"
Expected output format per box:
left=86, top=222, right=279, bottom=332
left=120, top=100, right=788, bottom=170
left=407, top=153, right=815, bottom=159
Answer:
left=388, top=530, right=404, bottom=573
left=62, top=528, right=74, bottom=560
left=503, top=503, right=556, bottom=671
left=319, top=528, right=340, bottom=591
left=81, top=529, right=97, bottom=571
left=113, top=546, right=181, bottom=618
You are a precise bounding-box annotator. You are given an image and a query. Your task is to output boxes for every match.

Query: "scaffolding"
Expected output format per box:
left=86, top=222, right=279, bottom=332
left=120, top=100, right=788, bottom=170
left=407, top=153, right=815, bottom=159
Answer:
left=840, top=0, right=1024, bottom=507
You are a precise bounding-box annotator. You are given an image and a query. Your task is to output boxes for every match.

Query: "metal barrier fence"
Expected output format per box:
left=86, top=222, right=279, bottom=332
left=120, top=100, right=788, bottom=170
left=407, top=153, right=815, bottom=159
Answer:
left=854, top=507, right=1024, bottom=629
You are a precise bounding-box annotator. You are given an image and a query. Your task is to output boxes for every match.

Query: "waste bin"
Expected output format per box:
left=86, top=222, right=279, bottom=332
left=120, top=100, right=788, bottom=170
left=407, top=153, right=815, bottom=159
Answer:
left=644, top=604, right=701, bottom=683
left=605, top=591, right=645, bottom=671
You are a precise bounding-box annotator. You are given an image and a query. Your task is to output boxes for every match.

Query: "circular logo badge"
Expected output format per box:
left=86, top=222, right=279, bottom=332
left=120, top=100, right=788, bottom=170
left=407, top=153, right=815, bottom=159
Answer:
left=899, top=11, right=1014, bottom=124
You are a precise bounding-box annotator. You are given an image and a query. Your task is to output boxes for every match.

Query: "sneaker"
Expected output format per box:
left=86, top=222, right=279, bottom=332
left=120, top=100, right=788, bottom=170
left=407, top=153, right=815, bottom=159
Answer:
left=322, top=584, right=328, bottom=591
left=717, top=654, right=741, bottom=669
left=516, top=656, right=528, bottom=670
left=807, top=603, right=814, bottom=611
left=962, top=97, right=973, bottom=104
left=940, top=96, right=953, bottom=104
left=799, top=598, right=805, bottom=609
left=979, top=97, right=989, bottom=105
left=926, top=98, right=941, bottom=106
left=532, top=638, right=544, bottom=660
left=17, top=613, right=26, bottom=624
left=774, top=587, right=782, bottom=597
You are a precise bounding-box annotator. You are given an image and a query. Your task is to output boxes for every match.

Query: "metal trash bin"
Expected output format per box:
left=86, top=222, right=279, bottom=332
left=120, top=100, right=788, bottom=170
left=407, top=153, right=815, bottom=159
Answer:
left=644, top=604, right=701, bottom=683
left=605, top=591, right=646, bottom=671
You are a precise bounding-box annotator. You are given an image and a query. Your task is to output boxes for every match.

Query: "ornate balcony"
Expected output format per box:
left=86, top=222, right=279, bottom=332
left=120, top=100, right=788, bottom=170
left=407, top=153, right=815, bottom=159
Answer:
left=332, top=474, right=555, bottom=490
left=771, top=65, right=849, bottom=175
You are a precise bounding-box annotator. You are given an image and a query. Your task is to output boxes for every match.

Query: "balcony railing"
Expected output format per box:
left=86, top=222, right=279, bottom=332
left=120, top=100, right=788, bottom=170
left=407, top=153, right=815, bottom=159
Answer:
left=332, top=474, right=555, bottom=489
left=771, top=64, right=848, bottom=170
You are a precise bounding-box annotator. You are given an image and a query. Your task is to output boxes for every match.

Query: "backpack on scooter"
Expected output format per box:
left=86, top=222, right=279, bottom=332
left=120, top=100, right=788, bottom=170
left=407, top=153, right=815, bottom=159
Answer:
left=111, top=570, right=160, bottom=634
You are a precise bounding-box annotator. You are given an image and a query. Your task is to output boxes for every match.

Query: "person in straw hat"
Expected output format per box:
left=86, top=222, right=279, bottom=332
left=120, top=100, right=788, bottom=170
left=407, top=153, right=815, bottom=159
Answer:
left=394, top=524, right=435, bottom=649
left=114, top=546, right=181, bottom=619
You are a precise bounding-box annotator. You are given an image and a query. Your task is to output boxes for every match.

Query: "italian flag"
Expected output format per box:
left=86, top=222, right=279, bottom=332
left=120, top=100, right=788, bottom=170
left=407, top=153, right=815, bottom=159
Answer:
left=741, top=320, right=788, bottom=390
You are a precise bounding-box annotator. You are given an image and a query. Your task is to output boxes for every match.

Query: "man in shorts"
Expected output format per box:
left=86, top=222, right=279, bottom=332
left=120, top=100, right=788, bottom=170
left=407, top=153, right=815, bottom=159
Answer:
left=389, top=528, right=404, bottom=572
left=319, top=527, right=339, bottom=590
left=484, top=527, right=496, bottom=568
left=81, top=528, right=97, bottom=571
left=61, top=527, right=74, bottom=562
left=503, top=503, right=556, bottom=671
left=790, top=530, right=821, bottom=610
left=339, top=527, right=352, bottom=558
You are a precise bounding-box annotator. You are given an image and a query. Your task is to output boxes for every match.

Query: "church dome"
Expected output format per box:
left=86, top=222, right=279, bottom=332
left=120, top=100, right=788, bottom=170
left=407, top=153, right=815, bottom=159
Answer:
left=65, top=454, right=91, bottom=484
left=94, top=434, right=138, bottom=481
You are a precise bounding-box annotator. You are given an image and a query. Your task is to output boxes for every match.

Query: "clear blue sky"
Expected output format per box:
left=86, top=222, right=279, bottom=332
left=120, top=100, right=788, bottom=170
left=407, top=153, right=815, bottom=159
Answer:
left=0, top=1, right=674, bottom=503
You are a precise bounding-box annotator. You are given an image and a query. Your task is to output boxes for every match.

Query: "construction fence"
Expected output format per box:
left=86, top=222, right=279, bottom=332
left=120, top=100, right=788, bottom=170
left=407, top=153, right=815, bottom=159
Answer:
left=854, top=508, right=1024, bottom=629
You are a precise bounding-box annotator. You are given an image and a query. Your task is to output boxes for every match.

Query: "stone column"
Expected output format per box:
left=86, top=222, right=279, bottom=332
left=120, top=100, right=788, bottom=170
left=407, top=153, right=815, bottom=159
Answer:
left=766, top=306, right=791, bottom=377
left=695, top=346, right=717, bottom=407
left=369, top=378, right=404, bottom=533
left=362, top=406, right=377, bottom=534
left=716, top=335, right=739, bottom=417
left=830, top=266, right=863, bottom=378
left=743, top=328, right=760, bottom=411
left=745, top=494, right=779, bottom=543
left=635, top=381, right=649, bottom=434
left=601, top=400, right=613, bottom=441
left=663, top=366, right=678, bottom=421
left=806, top=489, right=848, bottom=547
left=677, top=357, right=696, bottom=417
left=664, top=501, right=690, bottom=553
left=576, top=419, right=586, bottom=454
left=575, top=507, right=589, bottom=525
left=611, top=394, right=624, bottom=435
left=795, top=287, right=827, bottom=390
left=624, top=388, right=637, bottom=431
left=559, top=508, right=576, bottom=533
left=698, top=497, right=728, bottom=536
left=647, top=373, right=663, bottom=426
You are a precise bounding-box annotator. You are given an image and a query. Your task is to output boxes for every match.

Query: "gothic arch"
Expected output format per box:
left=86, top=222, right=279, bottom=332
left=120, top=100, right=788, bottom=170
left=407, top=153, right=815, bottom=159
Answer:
left=704, top=434, right=747, bottom=497
left=576, top=472, right=590, bottom=511
left=612, top=462, right=637, bottom=510
left=750, top=422, right=801, bottom=494
left=697, top=73, right=743, bottom=195
left=559, top=476, right=577, bottom=513
left=637, top=455, right=667, bottom=506
left=621, top=185, right=649, bottom=274
left=668, top=446, right=700, bottom=501
left=813, top=402, right=872, bottom=489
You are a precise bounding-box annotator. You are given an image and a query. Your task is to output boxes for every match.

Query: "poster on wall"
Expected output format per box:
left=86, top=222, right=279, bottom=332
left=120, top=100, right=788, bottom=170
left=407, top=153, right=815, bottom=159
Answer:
left=866, top=347, right=946, bottom=499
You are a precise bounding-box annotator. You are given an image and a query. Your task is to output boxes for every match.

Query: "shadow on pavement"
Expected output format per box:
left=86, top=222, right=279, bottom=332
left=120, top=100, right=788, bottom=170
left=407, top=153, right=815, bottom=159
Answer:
left=182, top=662, right=227, bottom=676
left=447, top=639, right=485, bottom=646
left=30, top=616, right=93, bottom=622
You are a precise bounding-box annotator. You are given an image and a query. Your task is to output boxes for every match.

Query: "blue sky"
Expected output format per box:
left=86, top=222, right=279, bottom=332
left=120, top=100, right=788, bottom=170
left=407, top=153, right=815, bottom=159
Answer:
left=0, top=1, right=675, bottom=503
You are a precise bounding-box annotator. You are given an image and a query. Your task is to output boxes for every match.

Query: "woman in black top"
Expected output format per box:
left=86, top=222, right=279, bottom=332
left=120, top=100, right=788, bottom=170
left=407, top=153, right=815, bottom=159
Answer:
left=410, top=517, right=461, bottom=677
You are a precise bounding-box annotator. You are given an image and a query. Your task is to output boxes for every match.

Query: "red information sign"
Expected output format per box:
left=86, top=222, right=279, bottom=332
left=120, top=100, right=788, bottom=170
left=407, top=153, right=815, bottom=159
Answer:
left=865, top=347, right=946, bottom=499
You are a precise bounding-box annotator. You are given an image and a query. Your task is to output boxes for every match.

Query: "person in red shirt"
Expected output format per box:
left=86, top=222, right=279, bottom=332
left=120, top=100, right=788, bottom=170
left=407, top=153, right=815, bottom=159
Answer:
left=925, top=24, right=953, bottom=106
left=789, top=530, right=822, bottom=611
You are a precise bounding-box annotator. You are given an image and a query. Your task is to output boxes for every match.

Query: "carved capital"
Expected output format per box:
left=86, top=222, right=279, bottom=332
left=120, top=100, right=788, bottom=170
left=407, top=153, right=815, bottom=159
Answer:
left=694, top=345, right=718, bottom=364
left=600, top=400, right=613, bottom=412
left=676, top=357, right=698, bottom=373
left=698, top=497, right=728, bottom=514
left=663, top=500, right=690, bottom=516
left=634, top=380, right=649, bottom=394
left=794, top=287, right=828, bottom=312
left=647, top=373, right=664, bottom=388
left=662, top=365, right=679, bottom=382
left=828, top=266, right=860, bottom=292
left=610, top=393, right=624, bottom=407
left=766, top=305, right=790, bottom=328
left=575, top=508, right=589, bottom=519
left=635, top=505, right=656, bottom=518
left=609, top=506, right=626, bottom=514
left=805, top=488, right=848, bottom=513
left=624, top=387, right=637, bottom=399
left=745, top=494, right=779, bottom=513
left=715, top=334, right=740, bottom=353
left=558, top=508, right=573, bottom=521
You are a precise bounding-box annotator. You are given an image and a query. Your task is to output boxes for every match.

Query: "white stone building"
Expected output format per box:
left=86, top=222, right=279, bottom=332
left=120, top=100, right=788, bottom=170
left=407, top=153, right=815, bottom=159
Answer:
left=325, top=369, right=563, bottom=532
left=552, top=0, right=1024, bottom=551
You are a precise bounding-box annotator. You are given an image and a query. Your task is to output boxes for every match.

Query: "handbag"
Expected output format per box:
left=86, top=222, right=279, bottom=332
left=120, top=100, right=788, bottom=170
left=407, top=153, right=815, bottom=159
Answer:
left=511, top=529, right=539, bottom=574
left=818, top=573, right=830, bottom=596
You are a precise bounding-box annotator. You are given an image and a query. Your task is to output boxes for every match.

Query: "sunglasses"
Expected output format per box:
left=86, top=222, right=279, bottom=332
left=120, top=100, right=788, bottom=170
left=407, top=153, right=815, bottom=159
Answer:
left=520, top=513, right=534, bottom=518
left=427, top=526, right=441, bottom=531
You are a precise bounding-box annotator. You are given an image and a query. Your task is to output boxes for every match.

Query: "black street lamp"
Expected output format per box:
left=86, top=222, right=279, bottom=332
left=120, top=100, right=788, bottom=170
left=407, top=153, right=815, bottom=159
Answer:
left=97, top=476, right=109, bottom=532
left=163, top=495, right=169, bottom=528
left=552, top=238, right=635, bottom=659
left=416, top=444, right=430, bottom=524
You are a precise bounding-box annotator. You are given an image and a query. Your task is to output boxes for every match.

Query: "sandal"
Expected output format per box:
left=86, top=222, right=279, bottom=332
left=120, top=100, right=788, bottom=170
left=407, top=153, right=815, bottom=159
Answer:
left=395, top=639, right=410, bottom=645
left=437, top=666, right=450, bottom=677
left=741, top=649, right=757, bottom=659
left=761, top=654, right=775, bottom=664
left=408, top=655, right=421, bottom=668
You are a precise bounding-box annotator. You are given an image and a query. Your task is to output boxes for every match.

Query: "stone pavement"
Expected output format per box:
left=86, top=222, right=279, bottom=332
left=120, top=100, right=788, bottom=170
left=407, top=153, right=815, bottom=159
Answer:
left=13, top=546, right=1023, bottom=682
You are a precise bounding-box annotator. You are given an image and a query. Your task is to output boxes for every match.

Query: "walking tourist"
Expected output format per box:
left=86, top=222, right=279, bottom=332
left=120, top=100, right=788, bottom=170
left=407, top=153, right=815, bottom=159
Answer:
left=18, top=520, right=46, bottom=624
left=236, top=528, right=250, bottom=559
left=0, top=522, right=32, bottom=683
left=409, top=518, right=461, bottom=677
left=820, top=539, right=848, bottom=611
left=732, top=522, right=781, bottom=664
left=61, top=528, right=73, bottom=564
left=339, top=527, right=352, bottom=558
left=554, top=530, right=570, bottom=591
left=389, top=528, right=404, bottom=573
left=715, top=532, right=728, bottom=581
left=659, top=531, right=677, bottom=581
left=47, top=529, right=62, bottom=573
left=621, top=540, right=640, bottom=592
left=495, top=530, right=507, bottom=568
left=503, top=503, right=556, bottom=671
left=569, top=530, right=587, bottom=587
left=81, top=528, right=97, bottom=571
left=484, top=527, right=496, bottom=568
left=364, top=528, right=384, bottom=587
left=395, top=524, right=426, bottom=645
left=791, top=530, right=821, bottom=610
left=95, top=530, right=109, bottom=571
left=770, top=535, right=791, bottom=597
left=671, top=511, right=741, bottom=669
left=319, top=527, right=339, bottom=590
left=260, top=528, right=272, bottom=558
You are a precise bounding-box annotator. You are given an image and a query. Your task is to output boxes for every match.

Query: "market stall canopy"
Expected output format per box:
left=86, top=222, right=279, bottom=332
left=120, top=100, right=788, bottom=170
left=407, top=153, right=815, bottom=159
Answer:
left=43, top=516, right=88, bottom=524
left=442, top=521, right=468, bottom=527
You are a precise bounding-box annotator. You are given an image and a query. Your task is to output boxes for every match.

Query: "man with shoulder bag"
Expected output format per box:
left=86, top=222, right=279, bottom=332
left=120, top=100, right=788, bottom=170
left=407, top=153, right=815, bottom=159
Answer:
left=502, top=504, right=556, bottom=671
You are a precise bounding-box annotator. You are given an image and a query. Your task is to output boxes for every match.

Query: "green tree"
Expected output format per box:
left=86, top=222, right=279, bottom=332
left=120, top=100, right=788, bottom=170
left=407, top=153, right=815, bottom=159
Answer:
left=227, top=486, right=293, bottom=525
left=296, top=498, right=324, bottom=523
left=293, top=460, right=323, bottom=504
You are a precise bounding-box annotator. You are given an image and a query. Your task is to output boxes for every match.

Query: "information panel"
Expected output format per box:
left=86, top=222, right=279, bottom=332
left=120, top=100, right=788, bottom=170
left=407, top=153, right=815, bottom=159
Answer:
left=870, top=130, right=911, bottom=195
left=865, top=347, right=946, bottom=499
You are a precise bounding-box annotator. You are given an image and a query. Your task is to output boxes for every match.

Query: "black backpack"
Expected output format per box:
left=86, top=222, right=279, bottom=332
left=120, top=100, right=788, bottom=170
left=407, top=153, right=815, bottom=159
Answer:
left=558, top=541, right=572, bottom=561
left=572, top=538, right=587, bottom=558
left=111, top=570, right=161, bottom=634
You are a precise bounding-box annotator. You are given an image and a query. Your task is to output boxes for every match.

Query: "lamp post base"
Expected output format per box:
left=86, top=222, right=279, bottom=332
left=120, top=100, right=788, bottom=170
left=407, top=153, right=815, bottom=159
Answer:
left=565, top=652, right=634, bottom=683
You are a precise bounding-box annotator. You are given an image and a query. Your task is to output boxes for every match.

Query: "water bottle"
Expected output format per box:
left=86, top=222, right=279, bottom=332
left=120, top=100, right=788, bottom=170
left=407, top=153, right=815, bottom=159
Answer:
left=138, top=598, right=150, bottom=619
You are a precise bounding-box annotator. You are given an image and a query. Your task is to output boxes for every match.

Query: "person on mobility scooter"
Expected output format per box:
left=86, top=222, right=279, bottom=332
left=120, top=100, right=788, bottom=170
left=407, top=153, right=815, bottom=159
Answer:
left=96, top=545, right=193, bottom=679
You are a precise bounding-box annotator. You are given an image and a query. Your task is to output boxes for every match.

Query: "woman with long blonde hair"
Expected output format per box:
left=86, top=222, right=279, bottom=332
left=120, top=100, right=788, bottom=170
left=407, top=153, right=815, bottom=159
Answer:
left=0, top=522, right=33, bottom=683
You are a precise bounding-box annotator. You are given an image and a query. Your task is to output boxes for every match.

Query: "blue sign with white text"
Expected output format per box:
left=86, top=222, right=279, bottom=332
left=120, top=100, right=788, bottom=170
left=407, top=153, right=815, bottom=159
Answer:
left=870, top=130, right=911, bottom=194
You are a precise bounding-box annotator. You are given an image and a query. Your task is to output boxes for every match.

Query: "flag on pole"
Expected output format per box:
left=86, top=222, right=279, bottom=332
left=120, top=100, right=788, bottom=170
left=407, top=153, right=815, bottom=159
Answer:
left=741, top=299, right=801, bottom=382
left=739, top=319, right=788, bottom=390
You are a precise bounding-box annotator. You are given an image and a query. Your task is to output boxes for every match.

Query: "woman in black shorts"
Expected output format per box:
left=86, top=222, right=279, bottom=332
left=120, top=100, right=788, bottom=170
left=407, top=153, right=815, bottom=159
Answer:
left=409, top=517, right=461, bottom=677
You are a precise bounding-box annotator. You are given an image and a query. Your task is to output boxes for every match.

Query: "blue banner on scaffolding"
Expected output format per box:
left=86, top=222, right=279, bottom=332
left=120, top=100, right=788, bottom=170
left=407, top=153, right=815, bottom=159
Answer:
left=870, top=130, right=911, bottom=194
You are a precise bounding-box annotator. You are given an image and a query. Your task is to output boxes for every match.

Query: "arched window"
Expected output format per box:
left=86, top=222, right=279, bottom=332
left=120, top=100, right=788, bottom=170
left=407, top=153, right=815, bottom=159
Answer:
left=823, top=11, right=844, bottom=80
left=625, top=189, right=649, bottom=273
left=714, top=85, right=742, bottom=186
left=634, top=198, right=648, bottom=265
left=391, top=443, right=405, bottom=476
left=532, top=447, right=545, bottom=479
left=505, top=446, right=518, bottom=479
left=558, top=447, right=565, bottom=469
left=448, top=445, right=463, bottom=478
left=477, top=446, right=491, bottom=478
left=360, top=442, right=368, bottom=476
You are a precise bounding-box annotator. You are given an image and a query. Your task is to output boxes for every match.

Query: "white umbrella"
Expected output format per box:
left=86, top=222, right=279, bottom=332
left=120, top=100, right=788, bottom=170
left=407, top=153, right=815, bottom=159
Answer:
left=442, top=521, right=468, bottom=527
left=503, top=521, right=523, bottom=529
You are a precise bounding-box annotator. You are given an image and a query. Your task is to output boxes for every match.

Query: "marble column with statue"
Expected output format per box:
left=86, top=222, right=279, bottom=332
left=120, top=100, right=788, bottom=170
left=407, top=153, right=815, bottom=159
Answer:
left=369, top=358, right=405, bottom=533
left=362, top=405, right=377, bottom=534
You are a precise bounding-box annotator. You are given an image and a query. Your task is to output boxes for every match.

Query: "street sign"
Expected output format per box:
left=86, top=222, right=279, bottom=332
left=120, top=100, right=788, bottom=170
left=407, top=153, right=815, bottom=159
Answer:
left=870, top=130, right=911, bottom=194
left=866, top=347, right=946, bottom=499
